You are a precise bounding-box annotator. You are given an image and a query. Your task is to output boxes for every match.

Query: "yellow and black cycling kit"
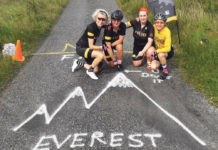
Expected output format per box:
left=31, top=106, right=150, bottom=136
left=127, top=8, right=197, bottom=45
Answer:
left=127, top=20, right=154, bottom=60
left=76, top=22, right=101, bottom=64
left=103, top=22, right=126, bottom=61
left=153, top=24, right=171, bottom=53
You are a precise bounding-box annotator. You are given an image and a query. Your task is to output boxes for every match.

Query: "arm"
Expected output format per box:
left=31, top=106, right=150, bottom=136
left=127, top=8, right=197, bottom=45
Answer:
left=106, top=42, right=116, bottom=61
left=88, top=38, right=102, bottom=50
left=137, top=38, right=153, bottom=57
left=111, top=35, right=125, bottom=47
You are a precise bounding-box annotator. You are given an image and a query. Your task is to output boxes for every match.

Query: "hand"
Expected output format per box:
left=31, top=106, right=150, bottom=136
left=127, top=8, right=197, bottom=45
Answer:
left=112, top=58, right=117, bottom=65
left=137, top=51, right=144, bottom=57
left=136, top=17, right=140, bottom=22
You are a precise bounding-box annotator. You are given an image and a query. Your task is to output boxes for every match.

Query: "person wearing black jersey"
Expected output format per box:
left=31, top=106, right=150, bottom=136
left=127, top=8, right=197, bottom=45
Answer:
left=72, top=9, right=109, bottom=80
left=102, top=10, right=126, bottom=71
left=126, top=7, right=155, bottom=70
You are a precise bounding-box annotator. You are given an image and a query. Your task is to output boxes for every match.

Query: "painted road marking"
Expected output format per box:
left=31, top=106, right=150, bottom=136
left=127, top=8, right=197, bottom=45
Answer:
left=12, top=73, right=206, bottom=146
left=32, top=50, right=133, bottom=56
left=32, top=42, right=133, bottom=56
left=61, top=54, right=75, bottom=61
left=32, top=51, right=75, bottom=56
left=62, top=43, right=76, bottom=52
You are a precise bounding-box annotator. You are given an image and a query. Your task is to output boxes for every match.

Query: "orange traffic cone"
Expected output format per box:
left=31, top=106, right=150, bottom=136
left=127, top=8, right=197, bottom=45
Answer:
left=13, top=40, right=25, bottom=61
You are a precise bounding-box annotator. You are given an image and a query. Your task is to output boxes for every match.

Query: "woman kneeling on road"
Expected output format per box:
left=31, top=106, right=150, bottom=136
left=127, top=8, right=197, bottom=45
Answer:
left=102, top=10, right=126, bottom=71
left=72, top=9, right=109, bottom=80
left=151, top=13, right=174, bottom=80
left=126, top=7, right=155, bottom=70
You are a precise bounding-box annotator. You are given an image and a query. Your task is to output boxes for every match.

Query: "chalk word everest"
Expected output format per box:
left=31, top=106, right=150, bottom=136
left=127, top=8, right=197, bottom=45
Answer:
left=33, top=132, right=162, bottom=150
left=13, top=73, right=206, bottom=146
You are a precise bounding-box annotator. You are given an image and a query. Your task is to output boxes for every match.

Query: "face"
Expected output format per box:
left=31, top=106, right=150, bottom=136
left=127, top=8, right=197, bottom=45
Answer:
left=139, top=11, right=148, bottom=24
left=112, top=19, right=121, bottom=28
left=155, top=19, right=165, bottom=31
left=96, top=13, right=107, bottom=28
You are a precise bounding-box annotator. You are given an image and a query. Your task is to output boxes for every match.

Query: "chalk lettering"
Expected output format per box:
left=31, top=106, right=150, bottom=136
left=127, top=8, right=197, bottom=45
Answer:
left=110, top=133, right=124, bottom=147
left=141, top=73, right=149, bottom=78
left=70, top=133, right=88, bottom=148
left=33, top=135, right=71, bottom=150
left=128, top=134, right=144, bottom=148
left=90, top=131, right=107, bottom=147
left=61, top=54, right=74, bottom=61
left=144, top=134, right=162, bottom=147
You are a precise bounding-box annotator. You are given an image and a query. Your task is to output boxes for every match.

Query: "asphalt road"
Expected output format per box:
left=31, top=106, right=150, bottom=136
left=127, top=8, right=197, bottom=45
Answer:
left=0, top=0, right=217, bottom=150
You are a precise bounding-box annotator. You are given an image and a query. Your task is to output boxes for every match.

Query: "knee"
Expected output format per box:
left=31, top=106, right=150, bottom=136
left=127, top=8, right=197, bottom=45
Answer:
left=133, top=61, right=141, bottom=67
left=151, top=63, right=158, bottom=70
left=147, top=47, right=155, bottom=57
left=98, top=53, right=104, bottom=60
left=116, top=44, right=123, bottom=52
left=158, top=53, right=166, bottom=59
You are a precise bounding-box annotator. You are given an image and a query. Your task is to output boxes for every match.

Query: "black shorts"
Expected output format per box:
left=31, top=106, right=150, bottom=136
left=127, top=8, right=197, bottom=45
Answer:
left=104, top=46, right=116, bottom=61
left=76, top=46, right=94, bottom=64
left=132, top=45, right=144, bottom=61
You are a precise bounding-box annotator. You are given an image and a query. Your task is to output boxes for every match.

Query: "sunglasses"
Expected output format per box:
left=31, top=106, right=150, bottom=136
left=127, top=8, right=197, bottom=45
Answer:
left=98, top=17, right=106, bottom=21
left=155, top=21, right=165, bottom=25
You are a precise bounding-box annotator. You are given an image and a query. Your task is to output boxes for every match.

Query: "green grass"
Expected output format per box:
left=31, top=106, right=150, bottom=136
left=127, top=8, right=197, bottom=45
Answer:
left=116, top=0, right=218, bottom=107
left=0, top=0, right=69, bottom=90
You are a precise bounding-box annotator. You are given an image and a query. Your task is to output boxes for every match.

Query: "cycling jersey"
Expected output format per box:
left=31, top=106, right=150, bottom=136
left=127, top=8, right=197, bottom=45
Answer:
left=76, top=22, right=101, bottom=48
left=153, top=25, right=171, bottom=53
left=127, top=20, right=154, bottom=48
left=103, top=22, right=126, bottom=44
left=76, top=22, right=102, bottom=64
left=103, top=22, right=126, bottom=61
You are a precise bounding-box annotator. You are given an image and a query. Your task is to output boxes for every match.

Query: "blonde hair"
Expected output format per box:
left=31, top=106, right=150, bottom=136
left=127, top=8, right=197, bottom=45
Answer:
left=92, top=9, right=110, bottom=24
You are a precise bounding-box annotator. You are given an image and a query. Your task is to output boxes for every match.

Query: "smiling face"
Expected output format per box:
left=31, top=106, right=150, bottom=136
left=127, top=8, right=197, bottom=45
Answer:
left=139, top=11, right=148, bottom=24
left=112, top=19, right=121, bottom=29
left=155, top=19, right=165, bottom=31
left=96, top=13, right=107, bottom=28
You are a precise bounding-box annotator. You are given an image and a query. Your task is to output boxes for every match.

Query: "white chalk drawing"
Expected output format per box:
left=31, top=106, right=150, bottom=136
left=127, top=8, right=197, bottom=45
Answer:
left=12, top=73, right=206, bottom=146
left=125, top=69, right=172, bottom=84
left=124, top=70, right=142, bottom=73
left=33, top=132, right=162, bottom=149
left=61, top=54, right=75, bottom=61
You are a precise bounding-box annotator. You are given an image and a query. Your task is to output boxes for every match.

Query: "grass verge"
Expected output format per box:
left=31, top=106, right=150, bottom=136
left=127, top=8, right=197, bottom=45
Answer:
left=0, top=0, right=69, bottom=90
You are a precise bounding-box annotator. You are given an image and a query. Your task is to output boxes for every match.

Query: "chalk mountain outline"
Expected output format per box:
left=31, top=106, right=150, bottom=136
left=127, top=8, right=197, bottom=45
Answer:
left=12, top=73, right=206, bottom=146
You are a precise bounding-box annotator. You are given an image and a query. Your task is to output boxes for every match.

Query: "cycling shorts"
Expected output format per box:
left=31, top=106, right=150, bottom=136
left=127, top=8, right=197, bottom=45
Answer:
left=76, top=46, right=94, bottom=64
left=132, top=45, right=143, bottom=61
left=104, top=46, right=116, bottom=61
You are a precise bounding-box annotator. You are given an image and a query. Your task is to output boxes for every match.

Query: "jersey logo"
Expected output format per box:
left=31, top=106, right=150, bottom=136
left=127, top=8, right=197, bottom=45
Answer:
left=87, top=32, right=94, bottom=37
left=105, top=36, right=111, bottom=40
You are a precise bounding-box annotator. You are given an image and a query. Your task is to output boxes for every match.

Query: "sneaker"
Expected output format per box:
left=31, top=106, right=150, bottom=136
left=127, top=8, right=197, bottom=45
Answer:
left=159, top=71, right=168, bottom=80
left=163, top=68, right=168, bottom=74
left=86, top=69, right=98, bottom=80
left=117, top=64, right=124, bottom=71
left=72, top=59, right=83, bottom=72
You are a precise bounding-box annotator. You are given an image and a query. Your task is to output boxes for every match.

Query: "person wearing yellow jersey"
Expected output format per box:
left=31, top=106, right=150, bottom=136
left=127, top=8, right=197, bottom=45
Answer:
left=151, top=13, right=174, bottom=80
